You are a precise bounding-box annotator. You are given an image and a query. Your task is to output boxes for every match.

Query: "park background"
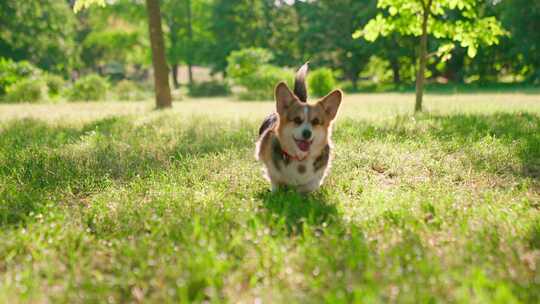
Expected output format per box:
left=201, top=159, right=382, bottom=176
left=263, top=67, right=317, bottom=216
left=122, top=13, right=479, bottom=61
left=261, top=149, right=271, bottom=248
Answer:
left=1, top=0, right=540, bottom=303
left=1, top=0, right=539, bottom=104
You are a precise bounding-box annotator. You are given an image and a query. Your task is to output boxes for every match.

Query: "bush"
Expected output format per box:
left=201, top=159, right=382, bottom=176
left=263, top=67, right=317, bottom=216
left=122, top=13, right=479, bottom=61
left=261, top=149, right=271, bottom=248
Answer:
left=67, top=74, right=109, bottom=101
left=43, top=74, right=65, bottom=96
left=238, top=65, right=293, bottom=100
left=226, top=48, right=293, bottom=100
left=308, top=68, right=337, bottom=97
left=359, top=56, right=394, bottom=84
left=114, top=80, right=146, bottom=101
left=3, top=78, right=47, bottom=103
left=188, top=81, right=230, bottom=97
left=0, top=58, right=41, bottom=95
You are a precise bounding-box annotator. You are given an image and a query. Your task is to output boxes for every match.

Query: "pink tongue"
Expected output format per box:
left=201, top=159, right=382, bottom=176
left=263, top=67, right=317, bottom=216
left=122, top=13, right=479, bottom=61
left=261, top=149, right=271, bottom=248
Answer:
left=296, top=140, right=311, bottom=152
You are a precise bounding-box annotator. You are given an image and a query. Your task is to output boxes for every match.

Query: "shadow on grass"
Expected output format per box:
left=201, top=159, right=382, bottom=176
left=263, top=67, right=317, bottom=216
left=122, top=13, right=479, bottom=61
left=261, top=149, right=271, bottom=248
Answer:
left=3, top=111, right=538, bottom=227
left=338, top=112, right=540, bottom=179
left=0, top=116, right=253, bottom=227
left=257, top=188, right=342, bottom=234
left=429, top=112, right=540, bottom=178
left=0, top=118, right=86, bottom=150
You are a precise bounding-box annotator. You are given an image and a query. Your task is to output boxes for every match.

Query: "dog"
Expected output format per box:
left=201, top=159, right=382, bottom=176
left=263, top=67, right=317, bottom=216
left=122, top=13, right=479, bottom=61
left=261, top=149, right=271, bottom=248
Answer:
left=256, top=63, right=342, bottom=193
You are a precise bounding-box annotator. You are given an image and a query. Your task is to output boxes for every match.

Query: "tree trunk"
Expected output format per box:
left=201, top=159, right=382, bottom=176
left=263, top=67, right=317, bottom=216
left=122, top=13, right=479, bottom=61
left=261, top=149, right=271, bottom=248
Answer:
left=167, top=15, right=180, bottom=89
left=444, top=49, right=465, bottom=83
left=145, top=0, right=172, bottom=109
left=390, top=58, right=401, bottom=85
left=188, top=65, right=193, bottom=86
left=415, top=3, right=430, bottom=113
left=350, top=72, right=359, bottom=91
left=294, top=3, right=306, bottom=60
left=172, top=64, right=179, bottom=88
left=186, top=0, right=194, bottom=85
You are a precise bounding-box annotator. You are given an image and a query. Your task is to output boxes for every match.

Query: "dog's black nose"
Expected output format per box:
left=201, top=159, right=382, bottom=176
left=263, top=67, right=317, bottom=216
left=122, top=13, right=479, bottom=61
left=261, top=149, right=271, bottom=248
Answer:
left=302, top=129, right=312, bottom=139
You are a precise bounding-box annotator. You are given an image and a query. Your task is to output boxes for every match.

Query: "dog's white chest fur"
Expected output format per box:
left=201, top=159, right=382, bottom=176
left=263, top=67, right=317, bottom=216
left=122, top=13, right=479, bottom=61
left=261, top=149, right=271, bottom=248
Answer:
left=268, top=157, right=321, bottom=186
left=259, top=136, right=331, bottom=193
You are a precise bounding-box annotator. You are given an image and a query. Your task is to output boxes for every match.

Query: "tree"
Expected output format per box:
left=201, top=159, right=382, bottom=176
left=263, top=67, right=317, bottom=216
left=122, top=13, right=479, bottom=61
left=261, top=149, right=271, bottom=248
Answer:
left=145, top=0, right=172, bottom=108
left=185, top=0, right=194, bottom=85
left=297, top=0, right=378, bottom=90
left=163, top=0, right=214, bottom=87
left=0, top=1, right=78, bottom=74
left=209, top=0, right=267, bottom=73
left=163, top=0, right=188, bottom=88
left=355, top=0, right=506, bottom=112
left=75, top=0, right=172, bottom=108
left=496, top=0, right=540, bottom=83
left=260, top=0, right=301, bottom=67
left=77, top=1, right=149, bottom=80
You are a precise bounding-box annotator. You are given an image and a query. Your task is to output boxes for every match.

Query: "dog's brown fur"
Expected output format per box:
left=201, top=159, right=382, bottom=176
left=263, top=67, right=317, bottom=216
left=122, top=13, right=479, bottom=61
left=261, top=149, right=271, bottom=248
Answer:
left=256, top=64, right=342, bottom=193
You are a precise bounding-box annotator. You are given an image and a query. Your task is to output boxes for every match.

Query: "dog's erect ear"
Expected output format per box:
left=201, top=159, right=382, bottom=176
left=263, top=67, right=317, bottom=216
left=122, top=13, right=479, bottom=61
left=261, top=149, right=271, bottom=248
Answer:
left=318, top=89, right=342, bottom=121
left=275, top=82, right=297, bottom=115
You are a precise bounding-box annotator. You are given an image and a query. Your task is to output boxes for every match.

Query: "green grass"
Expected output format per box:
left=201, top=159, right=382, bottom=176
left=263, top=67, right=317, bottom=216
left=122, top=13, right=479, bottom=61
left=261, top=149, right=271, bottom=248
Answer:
left=1, top=93, right=540, bottom=303
left=351, top=82, right=540, bottom=95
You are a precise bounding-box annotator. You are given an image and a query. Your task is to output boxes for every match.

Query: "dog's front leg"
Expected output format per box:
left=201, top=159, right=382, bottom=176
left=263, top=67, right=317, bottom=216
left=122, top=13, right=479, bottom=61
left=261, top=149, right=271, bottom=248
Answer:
left=297, top=179, right=321, bottom=193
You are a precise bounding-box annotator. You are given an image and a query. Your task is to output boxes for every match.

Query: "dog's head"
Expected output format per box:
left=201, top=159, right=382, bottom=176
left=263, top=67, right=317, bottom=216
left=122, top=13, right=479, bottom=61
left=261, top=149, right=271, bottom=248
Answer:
left=275, top=82, right=342, bottom=159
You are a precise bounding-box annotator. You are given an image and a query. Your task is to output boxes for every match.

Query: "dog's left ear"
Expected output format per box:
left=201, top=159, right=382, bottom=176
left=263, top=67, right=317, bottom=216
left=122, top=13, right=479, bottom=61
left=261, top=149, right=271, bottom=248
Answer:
left=318, top=90, right=342, bottom=121
left=275, top=82, right=297, bottom=115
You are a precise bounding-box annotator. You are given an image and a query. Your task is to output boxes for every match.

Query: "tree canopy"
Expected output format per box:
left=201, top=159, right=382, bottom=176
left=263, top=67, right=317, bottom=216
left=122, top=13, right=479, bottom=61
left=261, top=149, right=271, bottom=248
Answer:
left=0, top=1, right=78, bottom=74
left=357, top=0, right=506, bottom=58
left=355, top=0, right=506, bottom=111
left=1, top=0, right=537, bottom=96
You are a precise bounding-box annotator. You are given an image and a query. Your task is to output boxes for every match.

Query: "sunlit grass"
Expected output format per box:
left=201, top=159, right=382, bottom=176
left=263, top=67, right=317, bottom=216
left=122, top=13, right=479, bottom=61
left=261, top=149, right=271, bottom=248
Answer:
left=1, top=93, right=539, bottom=302
left=1, top=92, right=540, bottom=123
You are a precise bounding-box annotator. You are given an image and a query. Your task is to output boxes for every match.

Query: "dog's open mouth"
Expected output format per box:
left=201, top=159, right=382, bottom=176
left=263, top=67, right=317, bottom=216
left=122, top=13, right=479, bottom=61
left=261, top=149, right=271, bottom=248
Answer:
left=295, top=139, right=312, bottom=152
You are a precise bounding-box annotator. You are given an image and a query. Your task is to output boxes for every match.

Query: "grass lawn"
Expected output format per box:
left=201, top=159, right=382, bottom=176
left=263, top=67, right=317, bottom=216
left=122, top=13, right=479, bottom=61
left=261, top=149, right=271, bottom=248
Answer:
left=1, top=93, right=540, bottom=303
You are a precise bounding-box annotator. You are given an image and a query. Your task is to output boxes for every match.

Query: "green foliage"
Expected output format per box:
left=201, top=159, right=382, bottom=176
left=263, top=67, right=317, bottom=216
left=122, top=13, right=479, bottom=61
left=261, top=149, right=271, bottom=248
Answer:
left=76, top=0, right=149, bottom=78
left=67, top=74, right=109, bottom=101
left=114, top=80, right=146, bottom=101
left=3, top=78, right=47, bottom=103
left=356, top=0, right=507, bottom=61
left=82, top=30, right=144, bottom=67
left=297, top=0, right=381, bottom=89
left=0, top=58, right=40, bottom=95
left=496, top=0, right=540, bottom=83
left=238, top=65, right=294, bottom=100
left=528, top=218, right=540, bottom=249
left=43, top=74, right=65, bottom=96
left=74, top=0, right=106, bottom=12
left=15, top=0, right=539, bottom=91
left=0, top=1, right=78, bottom=73
left=356, top=0, right=508, bottom=111
left=188, top=81, right=230, bottom=97
left=209, top=0, right=269, bottom=73
left=359, top=56, right=395, bottom=84
left=308, top=68, right=337, bottom=97
left=227, top=48, right=293, bottom=100
left=226, top=48, right=273, bottom=84
left=251, top=65, right=293, bottom=100
left=0, top=59, right=63, bottom=101
left=164, top=0, right=215, bottom=71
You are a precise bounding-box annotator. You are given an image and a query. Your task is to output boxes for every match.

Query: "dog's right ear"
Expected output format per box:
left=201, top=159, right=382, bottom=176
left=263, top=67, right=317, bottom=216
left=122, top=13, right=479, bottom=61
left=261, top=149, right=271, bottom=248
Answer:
left=275, top=82, right=296, bottom=115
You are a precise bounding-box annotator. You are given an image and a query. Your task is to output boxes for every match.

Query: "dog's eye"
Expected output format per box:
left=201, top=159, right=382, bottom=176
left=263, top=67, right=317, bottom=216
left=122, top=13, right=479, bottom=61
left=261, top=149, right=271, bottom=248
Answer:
left=293, top=117, right=302, bottom=124
left=312, top=118, right=320, bottom=125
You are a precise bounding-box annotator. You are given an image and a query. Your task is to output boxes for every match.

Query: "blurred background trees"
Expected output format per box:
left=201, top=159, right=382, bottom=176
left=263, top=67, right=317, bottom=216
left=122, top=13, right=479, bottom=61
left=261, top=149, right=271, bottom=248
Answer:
left=357, top=0, right=507, bottom=111
left=0, top=0, right=538, bottom=105
left=0, top=1, right=78, bottom=74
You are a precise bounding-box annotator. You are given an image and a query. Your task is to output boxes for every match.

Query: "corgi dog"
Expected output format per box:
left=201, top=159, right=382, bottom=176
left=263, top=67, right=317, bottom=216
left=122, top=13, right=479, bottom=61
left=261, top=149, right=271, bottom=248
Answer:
left=256, top=63, right=342, bottom=193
